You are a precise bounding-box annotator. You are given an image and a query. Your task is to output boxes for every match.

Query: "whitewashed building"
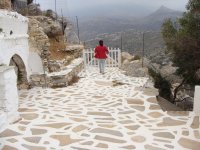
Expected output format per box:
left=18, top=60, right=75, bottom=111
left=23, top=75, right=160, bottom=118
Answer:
left=0, top=9, right=29, bottom=132
left=0, top=9, right=30, bottom=80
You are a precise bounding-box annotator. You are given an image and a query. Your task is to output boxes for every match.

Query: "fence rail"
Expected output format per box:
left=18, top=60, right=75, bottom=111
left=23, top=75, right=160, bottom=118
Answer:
left=83, top=48, right=121, bottom=68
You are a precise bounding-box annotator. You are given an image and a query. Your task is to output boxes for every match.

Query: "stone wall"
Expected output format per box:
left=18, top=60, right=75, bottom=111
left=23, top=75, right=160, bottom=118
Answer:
left=33, top=16, right=62, bottom=38
left=12, top=0, right=27, bottom=11
left=65, top=23, right=79, bottom=45
left=30, top=58, right=84, bottom=88
left=121, top=52, right=148, bottom=77
left=28, top=17, right=50, bottom=72
left=28, top=16, right=66, bottom=73
left=0, top=0, right=11, bottom=10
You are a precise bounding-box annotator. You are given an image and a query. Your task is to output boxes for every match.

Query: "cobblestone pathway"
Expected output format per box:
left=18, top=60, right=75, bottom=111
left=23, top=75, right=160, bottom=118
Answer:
left=0, top=68, right=199, bottom=150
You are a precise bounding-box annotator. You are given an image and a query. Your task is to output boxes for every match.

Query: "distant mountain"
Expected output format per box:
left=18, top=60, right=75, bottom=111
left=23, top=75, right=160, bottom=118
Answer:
left=79, top=6, right=183, bottom=41
left=83, top=6, right=183, bottom=60
left=148, top=5, right=182, bottom=19
left=133, top=6, right=182, bottom=30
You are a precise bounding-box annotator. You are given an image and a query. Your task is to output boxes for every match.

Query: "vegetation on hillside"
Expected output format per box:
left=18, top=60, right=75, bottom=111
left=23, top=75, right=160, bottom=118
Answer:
left=83, top=6, right=182, bottom=59
left=27, top=0, right=33, bottom=5
left=161, top=0, right=200, bottom=101
left=85, top=30, right=165, bottom=57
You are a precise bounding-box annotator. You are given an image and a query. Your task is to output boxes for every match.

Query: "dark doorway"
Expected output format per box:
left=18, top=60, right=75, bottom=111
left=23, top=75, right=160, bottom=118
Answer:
left=9, top=54, right=28, bottom=89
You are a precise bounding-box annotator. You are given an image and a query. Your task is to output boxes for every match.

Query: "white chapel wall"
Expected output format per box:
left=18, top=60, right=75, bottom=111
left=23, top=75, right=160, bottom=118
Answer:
left=0, top=10, right=30, bottom=78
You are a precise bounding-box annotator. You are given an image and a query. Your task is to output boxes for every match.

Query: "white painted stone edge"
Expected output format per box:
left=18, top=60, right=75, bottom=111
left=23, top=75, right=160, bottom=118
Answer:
left=194, top=86, right=200, bottom=116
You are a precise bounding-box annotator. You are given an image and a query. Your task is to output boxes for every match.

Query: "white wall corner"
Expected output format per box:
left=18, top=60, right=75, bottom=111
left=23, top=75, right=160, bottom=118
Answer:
left=0, top=66, right=20, bottom=125
left=194, top=86, right=200, bottom=116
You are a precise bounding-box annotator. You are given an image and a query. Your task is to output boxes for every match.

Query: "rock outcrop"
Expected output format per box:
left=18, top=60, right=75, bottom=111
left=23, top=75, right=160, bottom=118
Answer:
left=45, top=9, right=57, bottom=20
left=65, top=23, right=80, bottom=45
left=121, top=60, right=149, bottom=77
left=28, top=15, right=83, bottom=74
left=120, top=52, right=148, bottom=77
left=121, top=52, right=134, bottom=64
left=0, top=0, right=11, bottom=10
left=32, top=16, right=63, bottom=38
left=26, top=3, right=42, bottom=16
left=147, top=52, right=194, bottom=111
left=28, top=17, right=50, bottom=71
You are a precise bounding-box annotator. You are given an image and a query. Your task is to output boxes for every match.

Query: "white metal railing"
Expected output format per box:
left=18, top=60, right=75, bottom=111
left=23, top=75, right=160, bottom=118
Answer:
left=83, top=48, right=121, bottom=68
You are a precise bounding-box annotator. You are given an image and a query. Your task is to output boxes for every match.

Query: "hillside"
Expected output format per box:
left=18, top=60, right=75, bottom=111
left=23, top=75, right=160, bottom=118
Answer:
left=82, top=6, right=182, bottom=66
left=85, top=30, right=167, bottom=62
left=79, top=6, right=182, bottom=41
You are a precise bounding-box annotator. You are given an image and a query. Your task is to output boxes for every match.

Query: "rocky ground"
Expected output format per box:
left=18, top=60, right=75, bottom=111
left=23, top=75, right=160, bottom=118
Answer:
left=0, top=67, right=199, bottom=150
left=120, top=52, right=149, bottom=78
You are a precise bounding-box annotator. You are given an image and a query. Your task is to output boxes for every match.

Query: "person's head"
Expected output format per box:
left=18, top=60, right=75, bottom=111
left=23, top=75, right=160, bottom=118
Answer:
left=99, top=40, right=103, bottom=46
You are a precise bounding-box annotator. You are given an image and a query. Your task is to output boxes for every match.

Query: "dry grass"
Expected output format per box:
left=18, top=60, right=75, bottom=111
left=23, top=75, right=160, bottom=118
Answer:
left=49, top=37, right=82, bottom=64
left=112, top=80, right=126, bottom=87
left=132, top=55, right=141, bottom=61
left=49, top=37, right=67, bottom=60
left=68, top=76, right=80, bottom=86
left=51, top=84, right=66, bottom=89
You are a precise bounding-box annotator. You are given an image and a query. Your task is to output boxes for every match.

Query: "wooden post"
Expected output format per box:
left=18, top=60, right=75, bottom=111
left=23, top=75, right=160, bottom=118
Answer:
left=55, top=0, right=57, bottom=19
left=118, top=48, right=121, bottom=67
left=61, top=9, right=65, bottom=35
left=86, top=49, right=90, bottom=66
left=76, top=16, right=80, bottom=44
left=142, top=32, right=144, bottom=68
left=83, top=49, right=86, bottom=70
left=121, top=35, right=123, bottom=51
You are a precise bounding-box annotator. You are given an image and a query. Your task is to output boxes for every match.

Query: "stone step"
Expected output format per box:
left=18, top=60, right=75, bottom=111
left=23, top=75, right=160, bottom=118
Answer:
left=190, top=116, right=200, bottom=129
left=167, top=111, right=190, bottom=116
left=157, top=96, right=183, bottom=111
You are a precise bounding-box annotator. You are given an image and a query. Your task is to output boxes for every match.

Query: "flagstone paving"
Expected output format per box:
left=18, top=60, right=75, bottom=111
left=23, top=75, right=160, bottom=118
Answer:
left=0, top=67, right=199, bottom=150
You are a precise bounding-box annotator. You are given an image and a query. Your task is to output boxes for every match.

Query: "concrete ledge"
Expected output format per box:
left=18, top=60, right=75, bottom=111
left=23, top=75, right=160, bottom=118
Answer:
left=30, top=58, right=84, bottom=88
left=194, top=86, right=200, bottom=116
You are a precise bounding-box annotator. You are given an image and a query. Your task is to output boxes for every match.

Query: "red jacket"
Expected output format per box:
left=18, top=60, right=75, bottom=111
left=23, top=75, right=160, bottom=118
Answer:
left=94, top=45, right=109, bottom=59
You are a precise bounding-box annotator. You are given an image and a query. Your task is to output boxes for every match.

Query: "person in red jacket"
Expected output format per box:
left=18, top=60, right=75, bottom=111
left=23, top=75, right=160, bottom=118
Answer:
left=94, top=40, right=109, bottom=74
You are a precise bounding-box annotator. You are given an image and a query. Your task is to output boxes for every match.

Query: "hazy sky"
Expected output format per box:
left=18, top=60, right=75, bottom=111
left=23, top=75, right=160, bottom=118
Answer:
left=36, top=0, right=188, bottom=17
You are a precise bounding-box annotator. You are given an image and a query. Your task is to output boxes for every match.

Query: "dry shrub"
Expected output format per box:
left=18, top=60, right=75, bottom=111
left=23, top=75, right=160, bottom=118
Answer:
left=112, top=80, right=126, bottom=87
left=133, top=55, right=141, bottom=61
left=68, top=76, right=80, bottom=86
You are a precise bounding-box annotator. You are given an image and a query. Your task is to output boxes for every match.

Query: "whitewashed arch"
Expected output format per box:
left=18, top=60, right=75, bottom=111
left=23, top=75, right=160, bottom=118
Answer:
left=0, top=39, right=30, bottom=79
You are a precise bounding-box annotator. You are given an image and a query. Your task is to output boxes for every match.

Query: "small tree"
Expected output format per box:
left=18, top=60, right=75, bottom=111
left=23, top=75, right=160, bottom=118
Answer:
left=161, top=0, right=200, bottom=101
left=27, top=0, right=33, bottom=5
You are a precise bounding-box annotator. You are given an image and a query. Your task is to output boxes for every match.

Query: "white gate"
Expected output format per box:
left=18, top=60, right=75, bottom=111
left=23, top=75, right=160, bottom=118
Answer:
left=83, top=48, right=121, bottom=68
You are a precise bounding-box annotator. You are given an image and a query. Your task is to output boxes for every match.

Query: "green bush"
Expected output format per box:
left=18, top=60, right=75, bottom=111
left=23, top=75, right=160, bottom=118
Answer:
left=133, top=55, right=141, bottom=60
